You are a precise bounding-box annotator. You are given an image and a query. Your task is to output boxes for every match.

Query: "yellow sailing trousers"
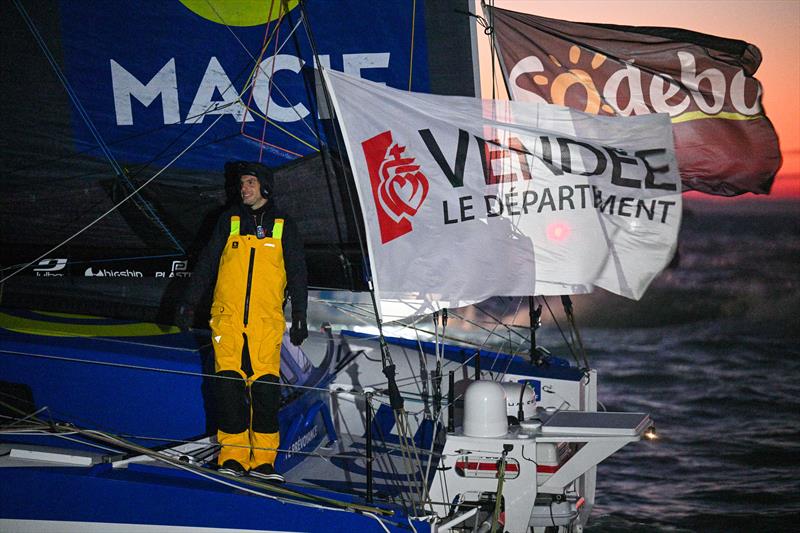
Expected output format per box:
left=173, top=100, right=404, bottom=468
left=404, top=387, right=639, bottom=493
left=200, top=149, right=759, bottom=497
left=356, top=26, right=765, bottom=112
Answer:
left=210, top=218, right=286, bottom=470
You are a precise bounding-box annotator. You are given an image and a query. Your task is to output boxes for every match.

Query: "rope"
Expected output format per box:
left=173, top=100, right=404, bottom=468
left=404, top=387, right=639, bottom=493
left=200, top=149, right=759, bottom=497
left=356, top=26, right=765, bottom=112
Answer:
left=541, top=297, right=581, bottom=365
left=12, top=0, right=184, bottom=255
left=205, top=0, right=322, bottom=148
left=0, top=348, right=339, bottom=396
left=408, top=0, right=417, bottom=91
left=0, top=113, right=225, bottom=286
left=258, top=1, right=283, bottom=162
left=0, top=345, right=448, bottom=432
left=3, top=411, right=396, bottom=517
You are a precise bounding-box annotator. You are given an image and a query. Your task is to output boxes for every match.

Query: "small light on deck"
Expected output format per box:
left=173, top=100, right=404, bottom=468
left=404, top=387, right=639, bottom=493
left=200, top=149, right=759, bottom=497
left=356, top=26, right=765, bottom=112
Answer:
left=644, top=425, right=658, bottom=440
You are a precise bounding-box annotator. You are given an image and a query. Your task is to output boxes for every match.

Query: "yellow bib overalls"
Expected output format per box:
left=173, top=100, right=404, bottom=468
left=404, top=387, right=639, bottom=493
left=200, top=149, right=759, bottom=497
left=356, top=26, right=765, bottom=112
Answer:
left=210, top=216, right=285, bottom=469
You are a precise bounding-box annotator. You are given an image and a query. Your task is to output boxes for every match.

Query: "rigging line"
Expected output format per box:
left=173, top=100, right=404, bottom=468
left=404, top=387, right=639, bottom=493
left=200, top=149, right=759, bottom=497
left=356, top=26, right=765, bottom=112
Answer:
left=479, top=2, right=511, bottom=102
left=234, top=8, right=313, bottom=126
left=342, top=322, right=517, bottom=373
left=0, top=348, right=369, bottom=398
left=0, top=113, right=225, bottom=286
left=0, top=402, right=48, bottom=429
left=1, top=421, right=377, bottom=465
left=367, top=403, right=415, bottom=513
left=473, top=300, right=530, bottom=344
left=312, top=303, right=377, bottom=327
left=376, top=323, right=520, bottom=363
left=420, top=408, right=445, bottom=508
left=6, top=414, right=433, bottom=488
left=13, top=2, right=185, bottom=255
left=445, top=308, right=527, bottom=348
left=487, top=0, right=497, bottom=101
left=7, top=98, right=233, bottom=179
left=240, top=132, right=306, bottom=157
left=478, top=297, right=520, bottom=378
left=497, top=297, right=526, bottom=382
left=297, top=1, right=397, bottom=374
left=76, top=429, right=394, bottom=516
left=49, top=431, right=126, bottom=455
left=395, top=411, right=427, bottom=511
left=51, top=334, right=209, bottom=354
left=239, top=108, right=321, bottom=152
left=5, top=18, right=298, bottom=178
left=414, top=328, right=431, bottom=417
left=468, top=300, right=516, bottom=378
left=200, top=0, right=283, bottom=84
left=394, top=331, right=431, bottom=399
left=0, top=427, right=125, bottom=455
left=407, top=0, right=417, bottom=91
left=310, top=298, right=378, bottom=321
left=564, top=302, right=590, bottom=368
left=363, top=512, right=391, bottom=533
left=258, top=4, right=283, bottom=162
left=84, top=29, right=298, bottom=183
left=541, top=296, right=580, bottom=364
left=403, top=415, right=435, bottom=516
left=240, top=14, right=321, bottom=141
left=13, top=37, right=277, bottom=179
left=444, top=306, right=505, bottom=364
left=13, top=0, right=121, bottom=177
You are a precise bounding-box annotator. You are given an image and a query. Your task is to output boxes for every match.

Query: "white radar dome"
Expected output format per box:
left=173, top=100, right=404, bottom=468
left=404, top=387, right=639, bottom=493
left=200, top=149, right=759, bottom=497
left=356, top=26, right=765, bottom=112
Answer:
left=501, top=382, right=537, bottom=421
left=463, top=380, right=508, bottom=438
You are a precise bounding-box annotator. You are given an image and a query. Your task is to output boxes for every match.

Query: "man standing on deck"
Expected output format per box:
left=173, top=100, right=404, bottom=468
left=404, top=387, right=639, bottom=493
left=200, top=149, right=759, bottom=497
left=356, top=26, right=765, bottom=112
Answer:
left=176, top=161, right=308, bottom=483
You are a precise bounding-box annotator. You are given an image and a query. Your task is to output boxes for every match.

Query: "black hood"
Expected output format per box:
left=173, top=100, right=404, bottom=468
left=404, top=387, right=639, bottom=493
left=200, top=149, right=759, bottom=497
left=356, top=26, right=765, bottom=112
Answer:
left=225, top=160, right=274, bottom=202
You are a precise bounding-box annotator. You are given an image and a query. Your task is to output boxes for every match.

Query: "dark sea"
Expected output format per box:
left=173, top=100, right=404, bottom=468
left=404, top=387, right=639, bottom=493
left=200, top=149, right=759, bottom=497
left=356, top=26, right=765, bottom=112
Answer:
left=572, top=199, right=800, bottom=532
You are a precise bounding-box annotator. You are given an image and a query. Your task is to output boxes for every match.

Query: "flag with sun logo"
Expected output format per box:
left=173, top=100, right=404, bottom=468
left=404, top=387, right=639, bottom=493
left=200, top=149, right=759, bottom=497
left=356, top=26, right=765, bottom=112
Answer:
left=489, top=7, right=782, bottom=196
left=324, top=70, right=681, bottom=322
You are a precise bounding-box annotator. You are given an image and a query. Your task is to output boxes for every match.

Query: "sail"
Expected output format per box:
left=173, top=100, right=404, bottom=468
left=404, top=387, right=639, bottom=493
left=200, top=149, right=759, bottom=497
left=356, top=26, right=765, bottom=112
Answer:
left=488, top=6, right=781, bottom=196
left=0, top=0, right=478, bottom=320
left=324, top=70, right=681, bottom=322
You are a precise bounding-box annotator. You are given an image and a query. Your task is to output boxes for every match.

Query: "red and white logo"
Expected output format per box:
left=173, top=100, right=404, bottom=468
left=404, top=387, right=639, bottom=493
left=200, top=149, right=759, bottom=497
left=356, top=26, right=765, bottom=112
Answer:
left=362, top=131, right=429, bottom=244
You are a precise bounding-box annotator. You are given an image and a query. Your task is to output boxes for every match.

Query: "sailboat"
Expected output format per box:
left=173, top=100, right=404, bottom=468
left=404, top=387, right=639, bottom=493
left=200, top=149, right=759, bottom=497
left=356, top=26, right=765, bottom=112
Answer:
left=11, top=1, right=778, bottom=532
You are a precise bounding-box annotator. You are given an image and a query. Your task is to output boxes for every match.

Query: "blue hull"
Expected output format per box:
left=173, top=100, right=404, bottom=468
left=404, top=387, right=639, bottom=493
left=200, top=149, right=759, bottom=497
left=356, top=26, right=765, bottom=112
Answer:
left=0, top=462, right=427, bottom=532
left=0, top=309, right=335, bottom=472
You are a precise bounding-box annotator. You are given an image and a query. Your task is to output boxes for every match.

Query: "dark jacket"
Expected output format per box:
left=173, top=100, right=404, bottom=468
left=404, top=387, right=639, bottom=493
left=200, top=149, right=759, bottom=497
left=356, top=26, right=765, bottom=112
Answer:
left=185, top=202, right=307, bottom=320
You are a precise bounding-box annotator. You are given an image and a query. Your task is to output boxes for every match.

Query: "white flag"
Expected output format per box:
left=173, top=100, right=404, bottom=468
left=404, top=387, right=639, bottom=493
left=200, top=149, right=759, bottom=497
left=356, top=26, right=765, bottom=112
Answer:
left=323, top=70, right=681, bottom=322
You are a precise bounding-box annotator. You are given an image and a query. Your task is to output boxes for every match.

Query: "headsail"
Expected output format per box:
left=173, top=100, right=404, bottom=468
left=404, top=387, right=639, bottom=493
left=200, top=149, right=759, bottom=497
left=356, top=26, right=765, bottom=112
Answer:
left=324, top=70, right=681, bottom=322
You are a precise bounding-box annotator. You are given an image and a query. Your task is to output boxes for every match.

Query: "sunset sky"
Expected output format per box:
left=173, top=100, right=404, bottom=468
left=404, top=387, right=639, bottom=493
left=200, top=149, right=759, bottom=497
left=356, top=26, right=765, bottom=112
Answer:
left=476, top=0, right=800, bottom=198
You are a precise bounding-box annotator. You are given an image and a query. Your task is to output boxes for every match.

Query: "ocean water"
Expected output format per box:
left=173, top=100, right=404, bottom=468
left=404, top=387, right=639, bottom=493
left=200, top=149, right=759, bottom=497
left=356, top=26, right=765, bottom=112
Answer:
left=414, top=199, right=799, bottom=532
left=576, top=199, right=800, bottom=532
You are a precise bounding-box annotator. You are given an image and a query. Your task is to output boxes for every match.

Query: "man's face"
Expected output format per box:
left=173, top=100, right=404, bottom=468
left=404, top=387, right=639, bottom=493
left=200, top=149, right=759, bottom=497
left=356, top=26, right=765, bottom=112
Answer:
left=240, top=174, right=266, bottom=208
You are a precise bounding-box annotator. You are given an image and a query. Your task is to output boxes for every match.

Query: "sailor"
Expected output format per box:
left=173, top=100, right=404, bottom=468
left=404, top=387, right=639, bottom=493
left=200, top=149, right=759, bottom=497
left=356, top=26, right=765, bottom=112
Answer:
left=176, top=161, right=308, bottom=483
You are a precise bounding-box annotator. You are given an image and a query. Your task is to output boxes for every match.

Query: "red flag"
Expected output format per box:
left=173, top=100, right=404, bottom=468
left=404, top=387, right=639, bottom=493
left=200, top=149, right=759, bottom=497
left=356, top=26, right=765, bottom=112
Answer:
left=489, top=7, right=782, bottom=196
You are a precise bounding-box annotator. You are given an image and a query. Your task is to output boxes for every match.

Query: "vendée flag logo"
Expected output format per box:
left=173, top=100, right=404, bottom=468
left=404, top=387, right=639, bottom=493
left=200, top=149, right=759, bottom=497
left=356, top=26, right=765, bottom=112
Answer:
left=362, top=131, right=429, bottom=244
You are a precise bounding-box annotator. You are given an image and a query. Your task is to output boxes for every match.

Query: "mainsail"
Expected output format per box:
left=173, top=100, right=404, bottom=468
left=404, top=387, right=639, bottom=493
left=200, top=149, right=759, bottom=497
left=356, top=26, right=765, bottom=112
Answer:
left=0, top=0, right=478, bottom=320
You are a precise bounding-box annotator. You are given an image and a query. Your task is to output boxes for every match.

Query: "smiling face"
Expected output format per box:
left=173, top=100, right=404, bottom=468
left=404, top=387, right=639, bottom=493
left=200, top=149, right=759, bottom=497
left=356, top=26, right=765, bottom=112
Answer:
left=240, top=174, right=267, bottom=209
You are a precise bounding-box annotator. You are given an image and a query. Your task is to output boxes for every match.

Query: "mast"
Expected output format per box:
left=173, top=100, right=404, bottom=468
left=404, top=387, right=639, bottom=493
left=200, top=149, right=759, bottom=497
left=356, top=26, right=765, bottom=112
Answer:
left=295, top=0, right=435, bottom=511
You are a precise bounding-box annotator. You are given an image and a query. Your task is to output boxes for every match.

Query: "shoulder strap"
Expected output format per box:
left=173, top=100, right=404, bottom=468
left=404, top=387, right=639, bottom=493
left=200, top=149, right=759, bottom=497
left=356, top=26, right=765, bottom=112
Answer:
left=272, top=218, right=284, bottom=239
left=229, top=216, right=240, bottom=236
